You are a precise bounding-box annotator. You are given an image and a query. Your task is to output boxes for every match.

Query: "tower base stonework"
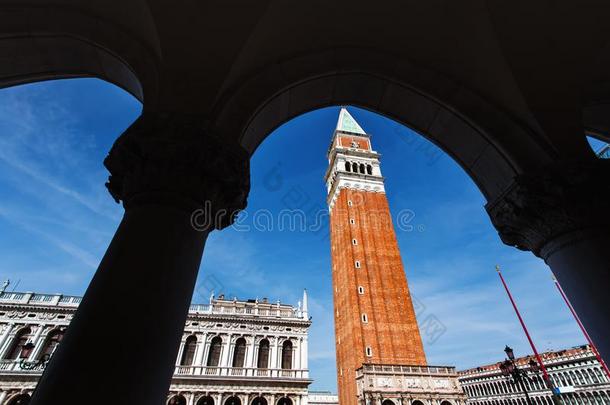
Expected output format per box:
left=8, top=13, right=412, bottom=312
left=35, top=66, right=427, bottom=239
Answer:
left=356, top=364, right=466, bottom=405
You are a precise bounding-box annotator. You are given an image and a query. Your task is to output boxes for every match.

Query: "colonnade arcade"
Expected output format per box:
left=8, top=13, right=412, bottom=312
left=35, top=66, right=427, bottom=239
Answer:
left=167, top=393, right=298, bottom=405
left=1, top=2, right=610, bottom=404
left=175, top=334, right=303, bottom=372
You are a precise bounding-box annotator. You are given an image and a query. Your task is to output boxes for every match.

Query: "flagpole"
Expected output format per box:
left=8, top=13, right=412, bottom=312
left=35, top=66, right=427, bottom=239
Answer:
left=552, top=273, right=610, bottom=379
left=495, top=265, right=562, bottom=404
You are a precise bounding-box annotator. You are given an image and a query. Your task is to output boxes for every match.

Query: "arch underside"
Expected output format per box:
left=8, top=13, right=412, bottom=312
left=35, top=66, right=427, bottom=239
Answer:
left=213, top=49, right=552, bottom=203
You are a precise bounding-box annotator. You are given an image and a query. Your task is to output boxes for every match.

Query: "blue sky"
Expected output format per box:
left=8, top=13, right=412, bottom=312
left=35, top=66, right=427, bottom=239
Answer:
left=0, top=78, right=600, bottom=392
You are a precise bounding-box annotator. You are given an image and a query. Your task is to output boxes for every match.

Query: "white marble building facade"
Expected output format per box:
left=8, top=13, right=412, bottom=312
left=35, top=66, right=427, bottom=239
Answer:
left=0, top=290, right=312, bottom=405
left=458, top=345, right=610, bottom=405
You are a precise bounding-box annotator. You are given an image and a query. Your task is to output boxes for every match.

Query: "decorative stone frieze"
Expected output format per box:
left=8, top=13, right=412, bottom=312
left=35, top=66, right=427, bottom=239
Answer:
left=486, top=160, right=610, bottom=259
left=104, top=112, right=250, bottom=229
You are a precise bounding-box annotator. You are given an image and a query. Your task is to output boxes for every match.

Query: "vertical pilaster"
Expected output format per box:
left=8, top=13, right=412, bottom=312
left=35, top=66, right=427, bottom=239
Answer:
left=246, top=336, right=255, bottom=368
left=27, top=324, right=45, bottom=361
left=0, top=323, right=15, bottom=358
left=270, top=337, right=278, bottom=369
left=221, top=333, right=233, bottom=367
left=194, top=332, right=207, bottom=366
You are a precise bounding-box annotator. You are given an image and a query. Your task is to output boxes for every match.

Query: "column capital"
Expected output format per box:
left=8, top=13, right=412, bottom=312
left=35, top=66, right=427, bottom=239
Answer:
left=486, top=159, right=610, bottom=259
left=104, top=112, right=250, bottom=229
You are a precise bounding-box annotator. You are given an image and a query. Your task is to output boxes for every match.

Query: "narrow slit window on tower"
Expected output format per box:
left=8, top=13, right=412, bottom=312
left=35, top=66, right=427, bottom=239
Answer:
left=345, top=161, right=351, bottom=172
left=355, top=260, right=361, bottom=268
left=349, top=219, right=355, bottom=225
left=348, top=200, right=352, bottom=206
left=352, top=239, right=357, bottom=245
left=366, top=346, right=372, bottom=357
left=361, top=313, right=368, bottom=323
left=360, top=163, right=365, bottom=173
left=358, top=286, right=364, bottom=294
left=367, top=165, right=372, bottom=175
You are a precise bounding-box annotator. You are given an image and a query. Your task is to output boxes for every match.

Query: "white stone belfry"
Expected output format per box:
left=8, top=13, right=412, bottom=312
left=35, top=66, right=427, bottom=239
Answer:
left=325, top=107, right=385, bottom=210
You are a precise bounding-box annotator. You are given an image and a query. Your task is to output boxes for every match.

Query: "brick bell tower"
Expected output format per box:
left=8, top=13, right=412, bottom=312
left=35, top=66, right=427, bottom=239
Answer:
left=325, top=108, right=427, bottom=404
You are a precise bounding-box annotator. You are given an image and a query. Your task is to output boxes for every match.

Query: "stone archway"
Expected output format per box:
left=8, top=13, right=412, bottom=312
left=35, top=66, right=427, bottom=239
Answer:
left=381, top=400, right=395, bottom=405
left=225, top=396, right=242, bottom=405
left=251, top=397, right=268, bottom=405
left=0, top=3, right=608, bottom=405
left=197, top=396, right=215, bottom=405
left=6, top=394, right=30, bottom=405
left=168, top=395, right=187, bottom=405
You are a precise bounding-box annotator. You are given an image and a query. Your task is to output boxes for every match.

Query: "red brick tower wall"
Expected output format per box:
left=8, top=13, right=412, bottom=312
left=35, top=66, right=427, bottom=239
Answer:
left=330, top=188, right=427, bottom=405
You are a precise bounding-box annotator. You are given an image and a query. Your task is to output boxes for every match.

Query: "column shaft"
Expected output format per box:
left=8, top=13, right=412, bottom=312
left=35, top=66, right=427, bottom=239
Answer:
left=31, top=205, right=210, bottom=404
left=544, top=231, right=610, bottom=364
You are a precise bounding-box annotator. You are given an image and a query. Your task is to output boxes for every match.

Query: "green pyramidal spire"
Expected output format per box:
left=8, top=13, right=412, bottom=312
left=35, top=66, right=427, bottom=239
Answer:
left=336, top=107, right=366, bottom=135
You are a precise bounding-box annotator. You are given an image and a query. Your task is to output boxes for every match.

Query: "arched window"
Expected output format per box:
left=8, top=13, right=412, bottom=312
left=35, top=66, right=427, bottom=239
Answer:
left=180, top=335, right=197, bottom=366
left=257, top=339, right=270, bottom=368
left=197, top=396, right=215, bottom=405
left=594, top=367, right=605, bottom=382
left=206, top=336, right=222, bottom=367
left=168, top=395, right=187, bottom=405
left=251, top=397, right=267, bottom=405
left=345, top=162, right=351, bottom=172
left=277, top=398, right=292, bottom=405
left=232, top=337, right=246, bottom=368
left=359, top=163, right=365, bottom=174
left=411, top=401, right=425, bottom=405
left=39, top=329, right=63, bottom=360
left=4, top=327, right=31, bottom=360
left=224, top=396, right=241, bottom=405
left=440, top=401, right=452, bottom=405
left=367, top=165, right=372, bottom=175
left=381, top=400, right=395, bottom=405
left=7, top=394, right=30, bottom=405
left=281, top=340, right=293, bottom=369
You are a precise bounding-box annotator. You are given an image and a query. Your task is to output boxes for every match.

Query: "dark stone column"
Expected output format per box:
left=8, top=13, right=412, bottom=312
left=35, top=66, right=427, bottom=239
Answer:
left=487, top=160, right=610, bottom=364
left=30, top=113, right=249, bottom=405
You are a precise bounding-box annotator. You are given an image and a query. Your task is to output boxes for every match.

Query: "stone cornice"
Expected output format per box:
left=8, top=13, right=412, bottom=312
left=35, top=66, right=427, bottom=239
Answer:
left=485, top=159, right=610, bottom=259
left=186, top=313, right=311, bottom=327
left=104, top=112, right=250, bottom=229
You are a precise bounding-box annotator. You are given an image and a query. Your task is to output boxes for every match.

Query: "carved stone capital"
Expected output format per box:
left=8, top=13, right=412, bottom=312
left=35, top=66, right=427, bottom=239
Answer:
left=104, top=112, right=250, bottom=229
left=486, top=160, right=610, bottom=258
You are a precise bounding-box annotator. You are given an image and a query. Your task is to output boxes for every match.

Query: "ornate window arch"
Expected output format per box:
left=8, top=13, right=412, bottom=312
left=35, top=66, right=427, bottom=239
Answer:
left=251, top=397, right=267, bottom=405
left=281, top=340, right=293, bottom=369
left=38, top=328, right=64, bottom=360
left=206, top=336, right=222, bottom=367
left=4, top=327, right=31, bottom=360
left=257, top=338, right=270, bottom=369
left=168, top=395, right=187, bottom=405
left=197, top=396, right=215, bottom=405
left=225, top=396, right=241, bottom=405
left=232, top=337, right=247, bottom=368
left=6, top=393, right=31, bottom=405
left=180, top=335, right=197, bottom=366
